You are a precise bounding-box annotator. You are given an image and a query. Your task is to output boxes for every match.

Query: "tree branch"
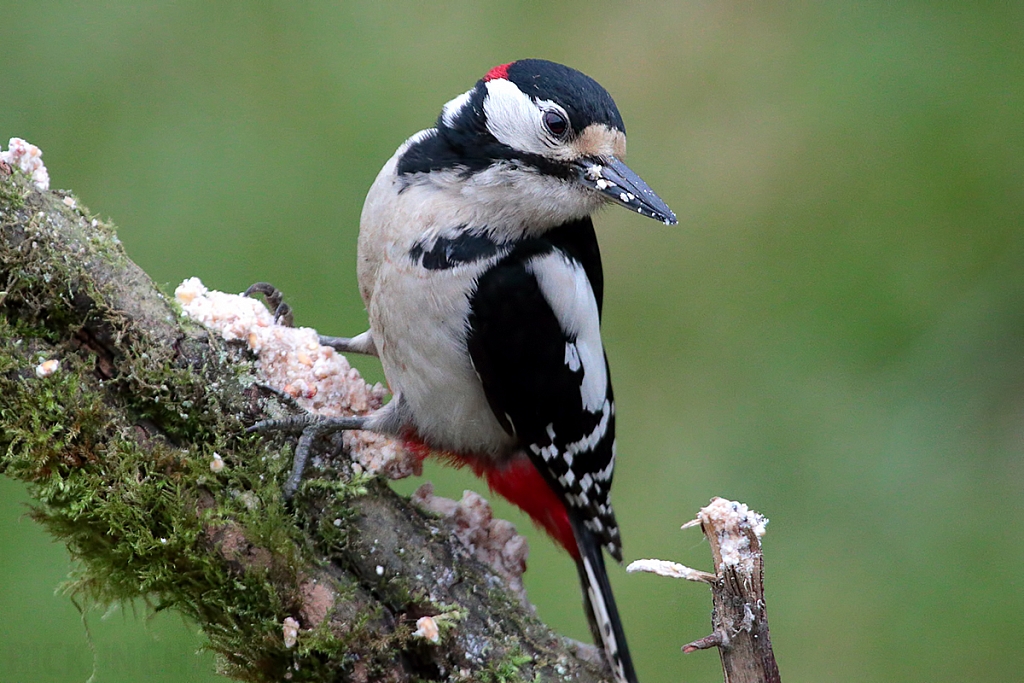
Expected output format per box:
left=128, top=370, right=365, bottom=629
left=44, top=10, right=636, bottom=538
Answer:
left=0, top=162, right=612, bottom=681
left=629, top=498, right=781, bottom=683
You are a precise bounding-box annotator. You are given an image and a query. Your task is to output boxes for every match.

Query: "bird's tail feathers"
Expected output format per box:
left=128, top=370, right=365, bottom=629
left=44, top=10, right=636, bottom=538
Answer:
left=573, top=523, right=638, bottom=683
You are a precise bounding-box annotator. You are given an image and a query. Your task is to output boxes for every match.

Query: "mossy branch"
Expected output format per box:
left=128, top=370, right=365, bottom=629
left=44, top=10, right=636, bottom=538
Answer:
left=0, top=167, right=613, bottom=682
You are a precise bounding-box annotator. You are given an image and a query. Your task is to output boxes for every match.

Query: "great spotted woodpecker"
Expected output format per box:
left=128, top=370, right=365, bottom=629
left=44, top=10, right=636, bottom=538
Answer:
left=250, top=59, right=675, bottom=683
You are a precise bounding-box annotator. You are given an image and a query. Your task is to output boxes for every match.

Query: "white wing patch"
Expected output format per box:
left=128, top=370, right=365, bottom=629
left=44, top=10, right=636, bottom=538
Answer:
left=527, top=252, right=607, bottom=412
left=565, top=341, right=582, bottom=372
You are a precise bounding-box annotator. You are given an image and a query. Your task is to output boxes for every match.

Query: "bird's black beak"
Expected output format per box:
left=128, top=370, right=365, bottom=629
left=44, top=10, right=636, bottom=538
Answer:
left=577, top=157, right=677, bottom=225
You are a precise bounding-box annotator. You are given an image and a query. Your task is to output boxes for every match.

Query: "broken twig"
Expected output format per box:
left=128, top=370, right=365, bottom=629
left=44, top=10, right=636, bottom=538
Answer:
left=628, top=497, right=781, bottom=683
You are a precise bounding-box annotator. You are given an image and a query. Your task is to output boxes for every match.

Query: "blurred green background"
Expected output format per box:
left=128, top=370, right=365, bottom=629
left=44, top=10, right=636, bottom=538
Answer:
left=2, top=2, right=1023, bottom=682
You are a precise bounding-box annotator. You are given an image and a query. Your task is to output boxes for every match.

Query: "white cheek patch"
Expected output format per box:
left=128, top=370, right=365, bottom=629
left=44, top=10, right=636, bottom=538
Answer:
left=527, top=252, right=608, bottom=412
left=441, top=89, right=473, bottom=128
left=483, top=79, right=552, bottom=156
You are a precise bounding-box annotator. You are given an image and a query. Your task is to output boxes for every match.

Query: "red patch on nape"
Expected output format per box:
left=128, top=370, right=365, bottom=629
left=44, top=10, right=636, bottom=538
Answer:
left=483, top=62, right=513, bottom=82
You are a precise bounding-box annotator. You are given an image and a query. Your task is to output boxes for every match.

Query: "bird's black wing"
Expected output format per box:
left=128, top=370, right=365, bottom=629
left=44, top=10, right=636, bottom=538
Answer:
left=466, top=218, right=637, bottom=682
left=465, top=218, right=621, bottom=559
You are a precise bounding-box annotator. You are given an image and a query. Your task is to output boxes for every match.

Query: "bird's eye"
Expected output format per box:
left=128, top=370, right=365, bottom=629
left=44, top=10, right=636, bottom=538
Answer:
left=542, top=110, right=569, bottom=138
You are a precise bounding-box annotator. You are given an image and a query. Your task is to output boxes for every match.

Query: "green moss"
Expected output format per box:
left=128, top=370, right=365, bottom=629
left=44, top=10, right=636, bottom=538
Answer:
left=477, top=648, right=534, bottom=683
left=0, top=313, right=371, bottom=681
left=297, top=473, right=372, bottom=553
left=0, top=169, right=28, bottom=210
left=0, top=335, right=112, bottom=481
left=429, top=605, right=468, bottom=642
left=116, top=349, right=230, bottom=443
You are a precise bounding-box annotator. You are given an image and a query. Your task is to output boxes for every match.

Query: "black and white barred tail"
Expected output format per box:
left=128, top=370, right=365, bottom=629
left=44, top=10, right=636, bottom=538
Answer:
left=571, top=516, right=638, bottom=683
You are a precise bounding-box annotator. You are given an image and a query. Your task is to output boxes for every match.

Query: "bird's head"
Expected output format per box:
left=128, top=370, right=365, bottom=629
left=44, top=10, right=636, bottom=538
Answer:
left=397, top=59, right=676, bottom=230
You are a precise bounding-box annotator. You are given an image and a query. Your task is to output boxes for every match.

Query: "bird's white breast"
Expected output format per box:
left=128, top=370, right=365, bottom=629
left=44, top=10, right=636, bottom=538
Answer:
left=357, top=145, right=516, bottom=456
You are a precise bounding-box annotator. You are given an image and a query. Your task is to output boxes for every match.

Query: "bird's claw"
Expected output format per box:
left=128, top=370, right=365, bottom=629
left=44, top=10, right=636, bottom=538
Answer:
left=247, top=412, right=369, bottom=499
left=244, top=281, right=295, bottom=327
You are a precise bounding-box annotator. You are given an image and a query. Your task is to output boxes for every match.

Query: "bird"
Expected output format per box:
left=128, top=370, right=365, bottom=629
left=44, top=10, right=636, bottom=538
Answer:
left=249, top=59, right=676, bottom=683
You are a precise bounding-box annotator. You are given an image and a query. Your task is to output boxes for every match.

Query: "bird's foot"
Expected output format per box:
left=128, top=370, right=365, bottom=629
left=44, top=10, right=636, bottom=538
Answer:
left=248, top=412, right=370, bottom=499
left=244, top=281, right=295, bottom=327
left=244, top=282, right=377, bottom=356
left=252, top=382, right=304, bottom=413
